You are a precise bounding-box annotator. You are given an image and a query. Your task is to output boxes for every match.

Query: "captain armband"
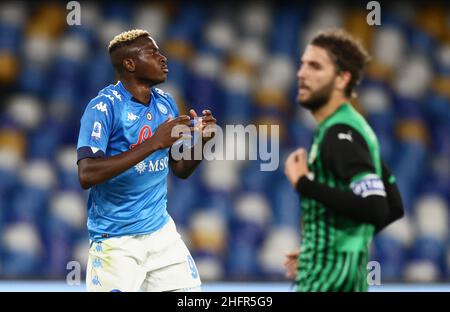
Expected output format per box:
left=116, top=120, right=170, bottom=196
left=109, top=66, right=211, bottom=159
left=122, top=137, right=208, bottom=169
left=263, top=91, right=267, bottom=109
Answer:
left=350, top=173, right=386, bottom=198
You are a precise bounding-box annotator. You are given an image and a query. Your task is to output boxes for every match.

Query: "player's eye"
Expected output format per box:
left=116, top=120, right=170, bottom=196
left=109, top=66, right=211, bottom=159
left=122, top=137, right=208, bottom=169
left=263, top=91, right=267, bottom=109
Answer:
left=150, top=49, right=161, bottom=56
left=310, top=62, right=321, bottom=70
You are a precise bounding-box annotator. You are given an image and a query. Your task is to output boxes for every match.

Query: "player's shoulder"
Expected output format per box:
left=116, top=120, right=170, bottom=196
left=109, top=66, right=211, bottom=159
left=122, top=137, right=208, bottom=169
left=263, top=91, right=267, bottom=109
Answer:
left=85, top=83, right=125, bottom=114
left=97, top=83, right=125, bottom=105
left=152, top=87, right=178, bottom=112
left=323, top=123, right=367, bottom=147
left=152, top=87, right=174, bottom=102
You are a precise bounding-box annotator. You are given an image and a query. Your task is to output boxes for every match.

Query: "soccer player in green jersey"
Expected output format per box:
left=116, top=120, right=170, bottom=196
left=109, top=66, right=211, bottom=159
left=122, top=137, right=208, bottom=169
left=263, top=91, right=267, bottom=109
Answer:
left=283, top=29, right=404, bottom=292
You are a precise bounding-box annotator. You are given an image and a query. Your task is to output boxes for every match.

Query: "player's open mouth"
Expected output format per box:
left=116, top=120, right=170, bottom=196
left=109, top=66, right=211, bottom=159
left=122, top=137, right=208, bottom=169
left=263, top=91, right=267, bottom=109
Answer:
left=162, top=67, right=169, bottom=73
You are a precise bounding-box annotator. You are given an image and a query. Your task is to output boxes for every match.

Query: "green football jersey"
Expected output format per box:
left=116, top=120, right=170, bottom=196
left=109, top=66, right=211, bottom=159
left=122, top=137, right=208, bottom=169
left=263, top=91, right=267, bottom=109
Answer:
left=296, top=103, right=383, bottom=292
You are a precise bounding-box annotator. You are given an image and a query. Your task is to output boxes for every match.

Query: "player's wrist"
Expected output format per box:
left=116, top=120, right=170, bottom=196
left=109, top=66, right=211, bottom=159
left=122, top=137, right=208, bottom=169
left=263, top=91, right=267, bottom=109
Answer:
left=145, top=137, right=161, bottom=153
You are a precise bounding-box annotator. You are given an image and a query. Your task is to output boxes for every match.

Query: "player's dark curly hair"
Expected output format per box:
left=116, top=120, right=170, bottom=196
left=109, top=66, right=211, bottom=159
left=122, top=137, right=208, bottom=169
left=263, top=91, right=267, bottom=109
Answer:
left=310, top=28, right=371, bottom=98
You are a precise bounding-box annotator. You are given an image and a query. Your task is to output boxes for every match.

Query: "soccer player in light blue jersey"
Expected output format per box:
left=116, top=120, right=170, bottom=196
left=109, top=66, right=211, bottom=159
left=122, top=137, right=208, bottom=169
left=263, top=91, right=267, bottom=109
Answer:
left=76, top=29, right=216, bottom=292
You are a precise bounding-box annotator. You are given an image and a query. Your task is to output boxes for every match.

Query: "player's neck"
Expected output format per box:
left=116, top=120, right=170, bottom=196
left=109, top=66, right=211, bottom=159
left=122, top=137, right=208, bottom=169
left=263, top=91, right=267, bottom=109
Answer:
left=312, top=95, right=350, bottom=124
left=121, top=78, right=152, bottom=104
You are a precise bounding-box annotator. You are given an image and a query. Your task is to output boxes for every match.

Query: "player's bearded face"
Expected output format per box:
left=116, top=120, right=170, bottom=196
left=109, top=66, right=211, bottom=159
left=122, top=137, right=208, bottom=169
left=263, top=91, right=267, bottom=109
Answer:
left=298, top=74, right=336, bottom=112
left=297, top=45, right=338, bottom=112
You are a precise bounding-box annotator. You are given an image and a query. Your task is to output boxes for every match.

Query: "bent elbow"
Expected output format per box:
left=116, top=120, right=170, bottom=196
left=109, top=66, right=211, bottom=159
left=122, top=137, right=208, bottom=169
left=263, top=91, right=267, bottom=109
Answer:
left=78, top=170, right=93, bottom=190
left=394, top=204, right=405, bottom=221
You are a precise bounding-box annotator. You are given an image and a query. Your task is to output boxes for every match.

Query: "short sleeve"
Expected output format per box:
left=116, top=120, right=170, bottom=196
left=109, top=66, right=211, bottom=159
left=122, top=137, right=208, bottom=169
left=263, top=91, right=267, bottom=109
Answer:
left=76, top=96, right=114, bottom=162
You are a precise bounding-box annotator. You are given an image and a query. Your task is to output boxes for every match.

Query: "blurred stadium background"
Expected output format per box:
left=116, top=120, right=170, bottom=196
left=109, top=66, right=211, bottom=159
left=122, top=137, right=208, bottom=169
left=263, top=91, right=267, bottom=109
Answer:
left=0, top=0, right=449, bottom=291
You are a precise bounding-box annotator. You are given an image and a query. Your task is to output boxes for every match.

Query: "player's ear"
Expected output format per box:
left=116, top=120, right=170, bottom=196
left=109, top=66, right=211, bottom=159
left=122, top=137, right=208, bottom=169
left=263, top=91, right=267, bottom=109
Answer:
left=336, top=71, right=351, bottom=93
left=123, top=58, right=136, bottom=72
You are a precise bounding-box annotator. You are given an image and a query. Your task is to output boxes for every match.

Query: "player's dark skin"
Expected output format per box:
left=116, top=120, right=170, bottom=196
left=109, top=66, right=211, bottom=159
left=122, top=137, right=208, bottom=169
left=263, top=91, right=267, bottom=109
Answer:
left=78, top=35, right=216, bottom=189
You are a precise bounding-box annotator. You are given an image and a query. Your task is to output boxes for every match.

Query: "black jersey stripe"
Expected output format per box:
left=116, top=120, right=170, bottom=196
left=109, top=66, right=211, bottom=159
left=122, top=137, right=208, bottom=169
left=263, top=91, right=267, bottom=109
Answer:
left=304, top=156, right=330, bottom=291
left=325, top=251, right=348, bottom=291
left=346, top=252, right=361, bottom=291
left=334, top=251, right=352, bottom=291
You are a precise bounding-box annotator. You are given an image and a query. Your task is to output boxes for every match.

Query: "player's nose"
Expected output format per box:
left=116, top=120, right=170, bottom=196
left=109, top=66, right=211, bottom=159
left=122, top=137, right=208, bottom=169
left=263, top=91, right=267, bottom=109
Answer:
left=297, top=65, right=306, bottom=80
left=159, top=53, right=168, bottom=63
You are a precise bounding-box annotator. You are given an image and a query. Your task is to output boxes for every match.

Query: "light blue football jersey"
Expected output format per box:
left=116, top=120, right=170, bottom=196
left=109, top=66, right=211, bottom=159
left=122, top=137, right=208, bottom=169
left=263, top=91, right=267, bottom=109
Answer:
left=77, top=81, right=179, bottom=241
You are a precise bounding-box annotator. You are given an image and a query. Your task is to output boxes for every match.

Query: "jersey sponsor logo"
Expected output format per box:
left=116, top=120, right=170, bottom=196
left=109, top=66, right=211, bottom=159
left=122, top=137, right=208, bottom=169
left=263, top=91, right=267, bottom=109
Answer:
left=350, top=174, right=386, bottom=198
left=92, top=102, right=108, bottom=115
left=127, top=112, right=139, bottom=121
left=337, top=131, right=353, bottom=142
left=157, top=102, right=168, bottom=114
left=134, top=156, right=169, bottom=174
left=148, top=157, right=169, bottom=172
left=130, top=125, right=153, bottom=149
left=134, top=160, right=147, bottom=174
left=91, top=122, right=102, bottom=139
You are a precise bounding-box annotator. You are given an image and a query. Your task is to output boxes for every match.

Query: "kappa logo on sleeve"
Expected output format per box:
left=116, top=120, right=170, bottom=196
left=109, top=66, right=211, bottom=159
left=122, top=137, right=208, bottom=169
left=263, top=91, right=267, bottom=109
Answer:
left=92, top=102, right=108, bottom=115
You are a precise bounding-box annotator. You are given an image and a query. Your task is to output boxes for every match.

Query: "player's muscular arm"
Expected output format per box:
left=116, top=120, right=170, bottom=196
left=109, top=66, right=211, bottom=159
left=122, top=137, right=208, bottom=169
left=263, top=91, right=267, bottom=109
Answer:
left=78, top=116, right=190, bottom=189
left=169, top=109, right=217, bottom=179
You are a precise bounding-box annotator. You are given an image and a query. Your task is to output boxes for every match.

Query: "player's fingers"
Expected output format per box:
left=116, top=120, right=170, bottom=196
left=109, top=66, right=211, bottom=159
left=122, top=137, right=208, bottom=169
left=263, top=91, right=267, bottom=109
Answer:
left=294, top=148, right=304, bottom=157
left=163, top=114, right=174, bottom=123
left=202, top=117, right=216, bottom=124
left=190, top=109, right=198, bottom=118
left=173, top=115, right=190, bottom=121
left=284, top=259, right=294, bottom=268
left=300, top=150, right=308, bottom=165
left=288, top=271, right=296, bottom=279
left=285, top=250, right=300, bottom=257
left=285, top=151, right=296, bottom=166
left=202, top=121, right=217, bottom=128
left=173, top=115, right=191, bottom=125
left=290, top=148, right=301, bottom=162
left=295, top=149, right=306, bottom=163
